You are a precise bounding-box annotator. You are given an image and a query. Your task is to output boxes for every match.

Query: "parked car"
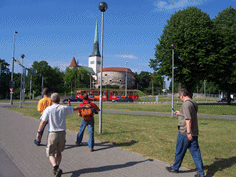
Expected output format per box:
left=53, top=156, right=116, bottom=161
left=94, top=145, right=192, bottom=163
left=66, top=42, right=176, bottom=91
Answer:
left=112, top=97, right=134, bottom=103
left=63, top=97, right=82, bottom=104
left=217, top=97, right=234, bottom=103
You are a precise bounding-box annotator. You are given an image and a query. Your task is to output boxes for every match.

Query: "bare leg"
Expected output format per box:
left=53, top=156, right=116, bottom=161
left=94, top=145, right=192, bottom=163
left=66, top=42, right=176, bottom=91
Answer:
left=55, top=152, right=62, bottom=166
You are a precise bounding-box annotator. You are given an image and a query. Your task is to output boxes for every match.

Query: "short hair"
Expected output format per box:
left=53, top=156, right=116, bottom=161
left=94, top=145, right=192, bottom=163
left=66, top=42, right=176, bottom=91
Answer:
left=83, top=93, right=89, bottom=100
left=43, top=88, right=49, bottom=96
left=178, top=88, right=189, bottom=96
left=51, top=93, right=60, bottom=103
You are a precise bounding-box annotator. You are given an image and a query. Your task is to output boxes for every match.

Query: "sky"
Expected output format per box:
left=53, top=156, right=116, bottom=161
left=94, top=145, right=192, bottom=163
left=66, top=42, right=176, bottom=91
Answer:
left=1, top=0, right=236, bottom=88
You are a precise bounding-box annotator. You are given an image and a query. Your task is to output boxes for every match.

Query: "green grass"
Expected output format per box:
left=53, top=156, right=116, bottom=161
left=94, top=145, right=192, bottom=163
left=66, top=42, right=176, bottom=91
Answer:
left=7, top=107, right=236, bottom=177
left=139, top=95, right=217, bottom=102
left=102, top=104, right=236, bottom=116
left=13, top=102, right=236, bottom=116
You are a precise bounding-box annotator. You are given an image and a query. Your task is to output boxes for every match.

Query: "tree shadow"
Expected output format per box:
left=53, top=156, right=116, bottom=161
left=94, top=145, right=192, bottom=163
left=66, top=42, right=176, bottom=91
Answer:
left=112, top=140, right=138, bottom=147
left=94, top=140, right=138, bottom=151
left=204, top=156, right=236, bottom=176
left=63, top=159, right=153, bottom=177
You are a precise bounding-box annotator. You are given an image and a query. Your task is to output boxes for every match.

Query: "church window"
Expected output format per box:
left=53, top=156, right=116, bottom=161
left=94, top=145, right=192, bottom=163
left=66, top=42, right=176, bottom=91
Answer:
left=97, top=61, right=101, bottom=64
left=105, top=74, right=107, bottom=76
left=90, top=61, right=94, bottom=64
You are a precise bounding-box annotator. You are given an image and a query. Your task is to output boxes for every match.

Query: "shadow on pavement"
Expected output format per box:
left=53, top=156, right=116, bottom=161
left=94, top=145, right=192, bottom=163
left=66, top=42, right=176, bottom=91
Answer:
left=64, top=159, right=153, bottom=177
left=204, top=156, right=236, bottom=176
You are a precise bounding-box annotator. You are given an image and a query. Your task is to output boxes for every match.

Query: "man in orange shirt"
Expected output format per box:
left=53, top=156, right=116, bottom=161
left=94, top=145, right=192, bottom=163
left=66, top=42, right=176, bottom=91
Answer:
left=34, top=88, right=52, bottom=146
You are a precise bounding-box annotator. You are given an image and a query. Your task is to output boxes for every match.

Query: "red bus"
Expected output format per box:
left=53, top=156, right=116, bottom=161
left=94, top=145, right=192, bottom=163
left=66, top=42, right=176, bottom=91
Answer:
left=76, top=90, right=107, bottom=101
left=108, top=90, right=139, bottom=101
left=76, top=90, right=139, bottom=101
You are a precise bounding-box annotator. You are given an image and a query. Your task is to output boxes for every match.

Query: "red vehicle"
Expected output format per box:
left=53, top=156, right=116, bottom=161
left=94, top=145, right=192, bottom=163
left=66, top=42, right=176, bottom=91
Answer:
left=108, top=90, right=139, bottom=101
left=76, top=90, right=139, bottom=101
left=76, top=90, right=107, bottom=101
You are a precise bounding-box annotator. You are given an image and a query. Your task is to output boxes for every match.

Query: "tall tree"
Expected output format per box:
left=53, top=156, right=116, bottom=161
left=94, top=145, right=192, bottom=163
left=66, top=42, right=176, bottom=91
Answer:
left=149, top=7, right=215, bottom=97
left=64, top=67, right=91, bottom=89
left=0, top=59, right=10, bottom=99
left=26, top=61, right=64, bottom=95
left=211, top=6, right=236, bottom=104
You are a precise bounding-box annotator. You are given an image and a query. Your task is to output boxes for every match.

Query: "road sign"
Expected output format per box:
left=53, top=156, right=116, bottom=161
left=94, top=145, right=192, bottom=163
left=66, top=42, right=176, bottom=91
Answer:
left=10, top=88, right=13, bottom=92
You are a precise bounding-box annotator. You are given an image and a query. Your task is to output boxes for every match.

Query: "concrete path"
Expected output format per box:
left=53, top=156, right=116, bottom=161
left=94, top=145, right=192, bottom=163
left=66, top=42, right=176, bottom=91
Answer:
left=0, top=107, right=199, bottom=177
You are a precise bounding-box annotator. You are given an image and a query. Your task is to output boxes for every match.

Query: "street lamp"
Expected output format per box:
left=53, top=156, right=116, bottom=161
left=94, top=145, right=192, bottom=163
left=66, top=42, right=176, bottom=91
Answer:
left=98, top=1, right=108, bottom=135
left=171, top=43, right=175, bottom=117
left=10, top=31, right=18, bottom=105
left=125, top=61, right=128, bottom=97
left=19, top=54, right=25, bottom=108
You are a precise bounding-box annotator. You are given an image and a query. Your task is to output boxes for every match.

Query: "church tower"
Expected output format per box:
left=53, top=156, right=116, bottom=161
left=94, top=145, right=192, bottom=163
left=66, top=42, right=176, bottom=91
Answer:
left=88, top=20, right=101, bottom=80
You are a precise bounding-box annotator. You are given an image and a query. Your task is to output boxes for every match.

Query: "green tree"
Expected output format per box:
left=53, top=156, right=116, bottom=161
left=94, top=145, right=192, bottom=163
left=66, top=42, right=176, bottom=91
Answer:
left=211, top=6, right=236, bottom=104
left=149, top=7, right=215, bottom=97
left=138, top=71, right=151, bottom=93
left=64, top=67, right=91, bottom=89
left=0, top=59, right=10, bottom=99
left=26, top=61, right=64, bottom=96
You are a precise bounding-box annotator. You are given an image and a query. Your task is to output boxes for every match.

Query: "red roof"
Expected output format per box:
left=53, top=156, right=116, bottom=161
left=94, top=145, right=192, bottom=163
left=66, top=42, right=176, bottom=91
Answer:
left=98, top=67, right=132, bottom=73
left=69, top=57, right=78, bottom=67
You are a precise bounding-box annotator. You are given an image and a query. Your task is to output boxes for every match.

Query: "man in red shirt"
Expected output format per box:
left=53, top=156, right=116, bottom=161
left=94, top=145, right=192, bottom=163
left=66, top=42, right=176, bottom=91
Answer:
left=75, top=93, right=100, bottom=151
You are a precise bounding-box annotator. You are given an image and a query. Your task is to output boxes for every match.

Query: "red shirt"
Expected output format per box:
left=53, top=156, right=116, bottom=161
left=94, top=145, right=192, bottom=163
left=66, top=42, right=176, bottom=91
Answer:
left=78, top=100, right=99, bottom=114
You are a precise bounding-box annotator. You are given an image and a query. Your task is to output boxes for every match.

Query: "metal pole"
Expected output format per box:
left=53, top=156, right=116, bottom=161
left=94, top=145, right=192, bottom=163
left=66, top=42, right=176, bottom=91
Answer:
left=41, top=76, right=44, bottom=97
left=90, top=74, right=91, bottom=89
left=99, top=11, right=104, bottom=135
left=152, top=76, right=154, bottom=96
left=19, top=57, right=23, bottom=108
left=30, top=75, right=32, bottom=100
left=171, top=48, right=174, bottom=117
left=125, top=61, right=128, bottom=97
left=10, top=31, right=17, bottom=105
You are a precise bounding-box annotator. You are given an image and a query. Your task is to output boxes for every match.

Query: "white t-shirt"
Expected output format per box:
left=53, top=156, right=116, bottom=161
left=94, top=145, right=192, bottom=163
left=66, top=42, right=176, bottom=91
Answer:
left=41, top=104, right=74, bottom=132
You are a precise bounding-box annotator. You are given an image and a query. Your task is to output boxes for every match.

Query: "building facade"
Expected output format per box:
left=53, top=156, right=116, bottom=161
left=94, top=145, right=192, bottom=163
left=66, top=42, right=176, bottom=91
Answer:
left=96, top=67, right=135, bottom=89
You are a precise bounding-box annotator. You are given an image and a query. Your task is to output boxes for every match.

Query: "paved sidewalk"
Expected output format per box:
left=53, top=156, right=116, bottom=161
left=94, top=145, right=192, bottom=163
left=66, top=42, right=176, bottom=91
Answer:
left=0, top=107, right=200, bottom=177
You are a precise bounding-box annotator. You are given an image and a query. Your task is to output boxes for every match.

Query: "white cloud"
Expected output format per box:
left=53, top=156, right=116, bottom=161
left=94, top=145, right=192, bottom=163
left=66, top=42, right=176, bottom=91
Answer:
left=114, top=54, right=138, bottom=59
left=154, top=0, right=208, bottom=11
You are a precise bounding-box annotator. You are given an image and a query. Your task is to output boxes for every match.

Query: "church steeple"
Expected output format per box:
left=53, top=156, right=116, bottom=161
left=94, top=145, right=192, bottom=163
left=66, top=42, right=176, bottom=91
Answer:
left=90, top=20, right=101, bottom=57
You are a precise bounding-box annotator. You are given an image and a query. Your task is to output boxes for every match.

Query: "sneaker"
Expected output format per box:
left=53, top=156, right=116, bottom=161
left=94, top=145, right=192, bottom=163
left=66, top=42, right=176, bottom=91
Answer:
left=54, top=168, right=62, bottom=177
left=75, top=142, right=80, bottom=146
left=194, top=175, right=205, bottom=177
left=34, top=139, right=40, bottom=146
left=90, top=148, right=94, bottom=152
left=166, top=166, right=179, bottom=173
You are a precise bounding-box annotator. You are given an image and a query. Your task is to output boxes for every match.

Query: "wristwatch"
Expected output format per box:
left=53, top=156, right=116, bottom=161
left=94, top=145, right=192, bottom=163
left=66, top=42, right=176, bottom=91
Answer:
left=187, top=132, right=191, bottom=134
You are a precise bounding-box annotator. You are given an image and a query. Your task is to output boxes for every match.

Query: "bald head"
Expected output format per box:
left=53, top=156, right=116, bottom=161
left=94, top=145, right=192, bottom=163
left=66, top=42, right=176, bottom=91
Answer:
left=51, top=93, right=60, bottom=104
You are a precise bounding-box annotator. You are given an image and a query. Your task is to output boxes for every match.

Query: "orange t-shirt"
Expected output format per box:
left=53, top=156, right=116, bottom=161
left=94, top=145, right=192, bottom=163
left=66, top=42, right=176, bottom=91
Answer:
left=37, top=97, right=52, bottom=114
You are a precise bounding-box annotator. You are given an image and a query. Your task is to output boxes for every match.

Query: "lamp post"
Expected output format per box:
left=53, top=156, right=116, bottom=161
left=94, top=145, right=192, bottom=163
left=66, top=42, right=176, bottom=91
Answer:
left=98, top=1, right=108, bottom=135
left=171, top=43, right=175, bottom=117
left=19, top=54, right=25, bottom=108
left=125, top=61, right=128, bottom=97
left=10, top=31, right=18, bottom=105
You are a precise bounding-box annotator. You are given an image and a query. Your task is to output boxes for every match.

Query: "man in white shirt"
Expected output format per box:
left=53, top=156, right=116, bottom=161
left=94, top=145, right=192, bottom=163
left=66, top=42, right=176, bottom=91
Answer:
left=36, top=93, right=88, bottom=177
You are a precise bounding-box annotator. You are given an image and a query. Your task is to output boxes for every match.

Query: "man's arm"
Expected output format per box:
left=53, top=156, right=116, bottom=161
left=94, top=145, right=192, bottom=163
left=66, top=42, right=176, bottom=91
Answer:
left=36, top=120, right=46, bottom=141
left=186, top=119, right=193, bottom=141
left=73, top=105, right=90, bottom=111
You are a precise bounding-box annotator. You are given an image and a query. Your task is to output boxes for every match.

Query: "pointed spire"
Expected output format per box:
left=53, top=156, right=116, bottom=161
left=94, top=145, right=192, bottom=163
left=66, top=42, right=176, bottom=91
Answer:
left=90, top=20, right=101, bottom=57
left=69, top=57, right=78, bottom=67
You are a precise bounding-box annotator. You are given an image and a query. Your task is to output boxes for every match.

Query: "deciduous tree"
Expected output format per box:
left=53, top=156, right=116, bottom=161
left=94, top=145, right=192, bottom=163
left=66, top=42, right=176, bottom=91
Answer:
left=149, top=7, right=215, bottom=97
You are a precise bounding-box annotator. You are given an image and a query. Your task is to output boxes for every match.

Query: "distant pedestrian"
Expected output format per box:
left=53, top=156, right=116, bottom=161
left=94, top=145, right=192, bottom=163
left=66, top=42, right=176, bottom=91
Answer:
left=36, top=93, right=89, bottom=177
left=75, top=93, right=100, bottom=152
left=166, top=88, right=205, bottom=177
left=34, top=87, right=52, bottom=146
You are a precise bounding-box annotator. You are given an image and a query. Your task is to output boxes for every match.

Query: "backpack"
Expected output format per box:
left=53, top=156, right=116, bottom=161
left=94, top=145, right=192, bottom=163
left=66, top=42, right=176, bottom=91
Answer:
left=81, top=102, right=94, bottom=121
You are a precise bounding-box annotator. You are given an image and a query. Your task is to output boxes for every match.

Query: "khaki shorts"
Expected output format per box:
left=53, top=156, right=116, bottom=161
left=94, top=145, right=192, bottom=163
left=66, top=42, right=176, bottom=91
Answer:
left=46, top=131, right=66, bottom=157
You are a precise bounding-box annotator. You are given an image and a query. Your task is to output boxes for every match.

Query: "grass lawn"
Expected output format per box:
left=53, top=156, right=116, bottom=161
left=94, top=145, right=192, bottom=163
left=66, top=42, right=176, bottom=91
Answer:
left=19, top=103, right=236, bottom=116
left=102, top=104, right=236, bottom=116
left=7, top=106, right=236, bottom=177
